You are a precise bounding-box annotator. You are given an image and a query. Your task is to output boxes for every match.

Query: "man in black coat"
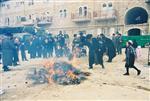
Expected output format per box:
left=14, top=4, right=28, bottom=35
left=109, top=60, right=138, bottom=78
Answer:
left=85, top=34, right=95, bottom=69
left=48, top=36, right=54, bottom=57
left=124, top=40, right=141, bottom=76
left=43, top=38, right=49, bottom=58
left=116, top=33, right=122, bottom=55
left=100, top=34, right=116, bottom=62
left=37, top=36, right=43, bottom=58
left=1, top=34, right=15, bottom=72
left=30, top=36, right=38, bottom=58
left=112, top=33, right=117, bottom=52
left=96, top=36, right=106, bottom=68
left=13, top=38, right=20, bottom=66
left=20, top=42, right=28, bottom=61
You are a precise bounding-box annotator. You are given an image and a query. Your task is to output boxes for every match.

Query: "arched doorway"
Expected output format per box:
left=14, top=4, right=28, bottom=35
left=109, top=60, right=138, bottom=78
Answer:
left=128, top=28, right=141, bottom=36
left=125, top=7, right=148, bottom=25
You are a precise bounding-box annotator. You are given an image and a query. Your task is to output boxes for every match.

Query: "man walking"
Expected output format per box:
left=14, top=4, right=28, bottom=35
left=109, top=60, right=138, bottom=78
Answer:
left=124, top=40, right=141, bottom=76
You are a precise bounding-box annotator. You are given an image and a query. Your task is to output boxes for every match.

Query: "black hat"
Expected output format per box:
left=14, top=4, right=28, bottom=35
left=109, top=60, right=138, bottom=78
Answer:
left=74, top=34, right=77, bottom=37
left=79, top=32, right=83, bottom=35
left=86, top=34, right=93, bottom=39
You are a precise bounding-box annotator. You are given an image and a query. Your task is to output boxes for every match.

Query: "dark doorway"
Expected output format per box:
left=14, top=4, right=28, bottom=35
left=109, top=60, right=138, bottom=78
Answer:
left=128, top=28, right=141, bottom=36
left=125, top=7, right=148, bottom=25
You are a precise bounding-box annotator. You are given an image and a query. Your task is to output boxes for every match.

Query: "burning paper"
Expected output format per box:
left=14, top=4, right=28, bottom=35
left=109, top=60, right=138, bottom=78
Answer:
left=27, top=61, right=90, bottom=85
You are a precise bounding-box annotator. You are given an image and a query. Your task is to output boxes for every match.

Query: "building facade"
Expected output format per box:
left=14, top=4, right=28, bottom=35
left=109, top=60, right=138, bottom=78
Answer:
left=0, top=0, right=150, bottom=37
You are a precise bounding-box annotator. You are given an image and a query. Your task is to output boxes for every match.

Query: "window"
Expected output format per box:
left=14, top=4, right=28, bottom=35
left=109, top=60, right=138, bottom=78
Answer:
left=2, top=4, right=5, bottom=7
left=29, top=15, right=32, bottom=19
left=21, top=1, right=24, bottom=5
left=108, top=2, right=112, bottom=7
left=6, top=4, right=10, bottom=9
left=60, top=10, right=63, bottom=17
left=84, top=6, right=87, bottom=16
left=79, top=7, right=82, bottom=16
left=28, top=0, right=34, bottom=6
left=16, top=16, right=19, bottom=22
left=102, top=3, right=107, bottom=8
left=59, top=9, right=67, bottom=18
left=5, top=17, right=10, bottom=26
left=79, top=6, right=88, bottom=16
left=64, top=9, right=67, bottom=17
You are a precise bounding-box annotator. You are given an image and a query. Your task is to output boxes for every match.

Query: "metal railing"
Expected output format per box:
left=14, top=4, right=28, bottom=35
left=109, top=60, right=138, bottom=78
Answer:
left=93, top=9, right=117, bottom=20
left=71, top=12, right=91, bottom=21
left=37, top=16, right=53, bottom=24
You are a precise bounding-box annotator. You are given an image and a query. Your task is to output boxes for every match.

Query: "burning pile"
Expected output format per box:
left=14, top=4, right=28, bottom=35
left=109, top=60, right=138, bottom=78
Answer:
left=27, top=61, right=90, bottom=85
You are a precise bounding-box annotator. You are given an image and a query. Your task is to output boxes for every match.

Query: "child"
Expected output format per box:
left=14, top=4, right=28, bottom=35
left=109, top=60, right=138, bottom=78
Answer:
left=136, top=46, right=142, bottom=61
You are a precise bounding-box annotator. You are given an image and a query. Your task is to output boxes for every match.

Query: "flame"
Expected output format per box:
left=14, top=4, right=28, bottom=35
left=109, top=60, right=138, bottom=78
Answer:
left=43, top=59, right=55, bottom=68
left=67, top=70, right=77, bottom=80
left=41, top=58, right=87, bottom=85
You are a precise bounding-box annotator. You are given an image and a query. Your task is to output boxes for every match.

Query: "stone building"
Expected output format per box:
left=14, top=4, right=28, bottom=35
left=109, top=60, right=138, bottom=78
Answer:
left=0, top=0, right=150, bottom=37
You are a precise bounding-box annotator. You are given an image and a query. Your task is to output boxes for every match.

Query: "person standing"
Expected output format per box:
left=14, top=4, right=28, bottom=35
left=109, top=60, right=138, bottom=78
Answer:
left=85, top=34, right=95, bottom=69
left=112, top=33, right=117, bottom=52
left=1, top=34, right=15, bottom=72
left=43, top=38, right=49, bottom=58
left=37, top=36, right=43, bottom=58
left=20, top=42, right=28, bottom=61
left=48, top=36, right=54, bottom=57
left=13, top=38, right=20, bottom=66
left=30, top=36, right=38, bottom=59
left=96, top=36, right=106, bottom=68
left=116, top=33, right=122, bottom=55
left=100, top=34, right=116, bottom=62
left=124, top=40, right=141, bottom=76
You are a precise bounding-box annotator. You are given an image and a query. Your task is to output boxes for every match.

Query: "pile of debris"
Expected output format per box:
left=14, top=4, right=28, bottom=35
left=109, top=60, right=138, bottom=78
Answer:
left=27, top=61, right=90, bottom=85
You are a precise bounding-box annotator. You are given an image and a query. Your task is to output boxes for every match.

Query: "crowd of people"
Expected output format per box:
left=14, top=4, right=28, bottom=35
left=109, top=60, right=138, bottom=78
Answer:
left=0, top=31, right=141, bottom=76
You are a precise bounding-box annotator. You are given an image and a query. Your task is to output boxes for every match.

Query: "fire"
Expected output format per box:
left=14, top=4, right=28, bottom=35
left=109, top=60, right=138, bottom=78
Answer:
left=67, top=70, right=77, bottom=80
left=27, top=59, right=90, bottom=85
left=43, top=59, right=55, bottom=68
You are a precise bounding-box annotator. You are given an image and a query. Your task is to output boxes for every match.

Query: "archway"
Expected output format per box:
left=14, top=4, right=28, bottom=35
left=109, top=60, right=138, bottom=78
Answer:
left=128, top=28, right=141, bottom=36
left=125, top=7, right=148, bottom=25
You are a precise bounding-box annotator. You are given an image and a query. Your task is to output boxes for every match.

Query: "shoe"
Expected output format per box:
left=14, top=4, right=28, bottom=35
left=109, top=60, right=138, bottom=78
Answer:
left=137, top=70, right=141, bottom=76
left=123, top=73, right=129, bottom=75
left=107, top=60, right=112, bottom=62
left=102, top=65, right=105, bottom=69
left=89, top=67, right=93, bottom=69
left=4, top=68, right=11, bottom=72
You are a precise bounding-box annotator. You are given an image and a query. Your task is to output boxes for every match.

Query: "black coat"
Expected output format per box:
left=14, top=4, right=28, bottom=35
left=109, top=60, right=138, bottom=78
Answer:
left=13, top=43, right=19, bottom=63
left=85, top=39, right=95, bottom=67
left=125, top=45, right=136, bottom=67
left=103, top=37, right=116, bottom=60
left=1, top=38, right=15, bottom=66
left=96, top=38, right=106, bottom=65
